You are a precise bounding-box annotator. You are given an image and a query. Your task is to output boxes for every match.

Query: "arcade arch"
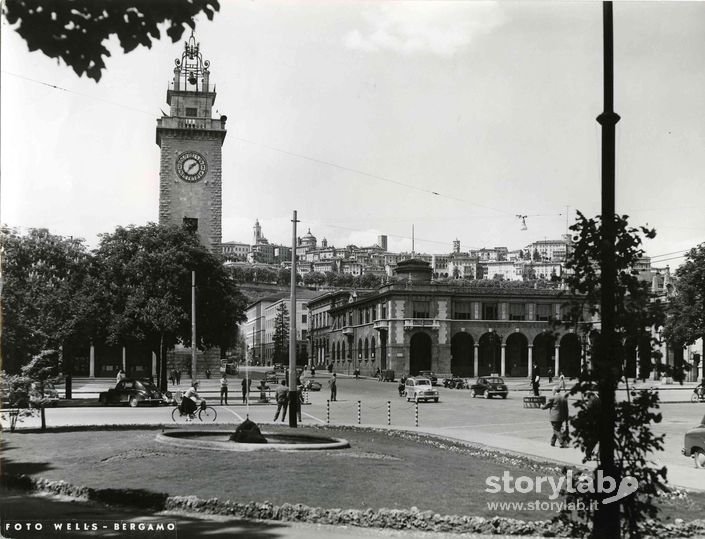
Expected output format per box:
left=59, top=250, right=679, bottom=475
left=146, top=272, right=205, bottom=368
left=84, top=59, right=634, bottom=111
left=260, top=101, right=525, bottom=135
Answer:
left=451, top=332, right=474, bottom=377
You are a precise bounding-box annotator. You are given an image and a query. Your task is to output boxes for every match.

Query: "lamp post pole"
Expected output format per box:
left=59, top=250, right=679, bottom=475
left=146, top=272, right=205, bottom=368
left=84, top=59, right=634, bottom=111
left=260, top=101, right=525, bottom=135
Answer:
left=289, top=210, right=299, bottom=427
left=191, top=270, right=197, bottom=386
left=595, top=2, right=620, bottom=536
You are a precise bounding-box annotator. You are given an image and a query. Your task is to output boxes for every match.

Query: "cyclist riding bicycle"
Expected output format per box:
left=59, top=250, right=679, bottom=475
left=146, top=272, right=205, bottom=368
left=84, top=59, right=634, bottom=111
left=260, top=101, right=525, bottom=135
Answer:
left=697, top=379, right=705, bottom=399
left=180, top=381, right=204, bottom=421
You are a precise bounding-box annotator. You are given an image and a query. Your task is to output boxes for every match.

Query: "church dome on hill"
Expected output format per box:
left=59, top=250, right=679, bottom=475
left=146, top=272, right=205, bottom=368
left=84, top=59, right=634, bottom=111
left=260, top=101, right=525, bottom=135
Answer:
left=301, top=228, right=317, bottom=248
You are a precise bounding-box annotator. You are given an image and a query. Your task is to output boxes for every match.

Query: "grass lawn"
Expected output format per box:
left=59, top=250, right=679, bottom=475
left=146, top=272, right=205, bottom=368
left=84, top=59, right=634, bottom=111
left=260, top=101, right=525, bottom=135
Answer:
left=1, top=424, right=703, bottom=524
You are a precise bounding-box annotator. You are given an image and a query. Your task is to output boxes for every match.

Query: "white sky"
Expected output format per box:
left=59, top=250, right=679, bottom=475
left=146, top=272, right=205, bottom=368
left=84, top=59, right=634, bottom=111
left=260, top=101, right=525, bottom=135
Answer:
left=2, top=1, right=704, bottom=268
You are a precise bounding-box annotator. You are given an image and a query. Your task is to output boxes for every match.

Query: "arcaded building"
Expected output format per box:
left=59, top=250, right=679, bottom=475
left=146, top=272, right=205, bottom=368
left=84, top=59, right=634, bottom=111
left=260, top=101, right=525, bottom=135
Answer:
left=308, top=259, right=586, bottom=379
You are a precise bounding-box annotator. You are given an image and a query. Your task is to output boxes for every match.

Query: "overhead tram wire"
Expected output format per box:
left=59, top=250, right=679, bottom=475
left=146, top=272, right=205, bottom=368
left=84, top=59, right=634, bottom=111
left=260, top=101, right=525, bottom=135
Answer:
left=7, top=71, right=596, bottom=228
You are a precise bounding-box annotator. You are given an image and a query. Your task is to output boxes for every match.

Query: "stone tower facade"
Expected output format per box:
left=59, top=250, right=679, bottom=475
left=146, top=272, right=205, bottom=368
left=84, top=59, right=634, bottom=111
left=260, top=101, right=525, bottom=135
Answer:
left=156, top=33, right=226, bottom=253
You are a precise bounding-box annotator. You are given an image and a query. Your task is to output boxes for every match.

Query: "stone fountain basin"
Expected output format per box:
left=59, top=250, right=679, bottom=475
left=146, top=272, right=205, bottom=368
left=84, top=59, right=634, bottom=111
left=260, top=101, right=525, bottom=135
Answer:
left=156, top=430, right=350, bottom=451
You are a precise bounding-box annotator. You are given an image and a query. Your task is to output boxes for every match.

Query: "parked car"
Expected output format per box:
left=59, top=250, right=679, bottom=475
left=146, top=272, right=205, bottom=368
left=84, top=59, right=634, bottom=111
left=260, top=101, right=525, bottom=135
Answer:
left=99, top=379, right=168, bottom=407
left=418, top=370, right=438, bottom=386
left=470, top=376, right=508, bottom=399
left=273, top=363, right=286, bottom=373
left=405, top=377, right=439, bottom=403
left=682, top=414, right=705, bottom=468
left=303, top=380, right=322, bottom=391
left=443, top=376, right=468, bottom=390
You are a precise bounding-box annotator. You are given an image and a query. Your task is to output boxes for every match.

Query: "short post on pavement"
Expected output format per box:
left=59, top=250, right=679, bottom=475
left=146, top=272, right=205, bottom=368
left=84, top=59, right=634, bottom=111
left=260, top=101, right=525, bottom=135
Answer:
left=326, top=399, right=330, bottom=425
left=415, top=402, right=419, bottom=427
left=357, top=400, right=361, bottom=425
left=387, top=400, right=391, bottom=426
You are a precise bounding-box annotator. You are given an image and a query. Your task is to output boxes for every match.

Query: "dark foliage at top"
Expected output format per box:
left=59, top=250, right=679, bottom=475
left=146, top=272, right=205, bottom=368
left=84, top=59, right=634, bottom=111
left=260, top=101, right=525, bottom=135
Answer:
left=3, top=0, right=220, bottom=81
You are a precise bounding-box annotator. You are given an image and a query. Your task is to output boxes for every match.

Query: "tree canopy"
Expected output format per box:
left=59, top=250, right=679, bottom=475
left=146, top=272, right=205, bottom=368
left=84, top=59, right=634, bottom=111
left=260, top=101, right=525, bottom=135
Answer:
left=3, top=0, right=220, bottom=81
left=663, top=243, right=705, bottom=352
left=1, top=227, right=91, bottom=373
left=92, top=223, right=247, bottom=388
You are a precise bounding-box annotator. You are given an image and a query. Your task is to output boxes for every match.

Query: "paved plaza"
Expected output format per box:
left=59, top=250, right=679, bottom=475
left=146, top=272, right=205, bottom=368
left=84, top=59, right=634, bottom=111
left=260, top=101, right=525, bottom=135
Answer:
left=6, top=370, right=704, bottom=492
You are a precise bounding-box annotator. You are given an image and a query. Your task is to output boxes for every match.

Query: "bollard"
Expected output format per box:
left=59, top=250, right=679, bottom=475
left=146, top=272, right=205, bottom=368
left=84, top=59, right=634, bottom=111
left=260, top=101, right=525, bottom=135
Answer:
left=415, top=402, right=418, bottom=427
left=387, top=400, right=391, bottom=426
left=357, top=400, right=361, bottom=425
left=326, top=399, right=330, bottom=425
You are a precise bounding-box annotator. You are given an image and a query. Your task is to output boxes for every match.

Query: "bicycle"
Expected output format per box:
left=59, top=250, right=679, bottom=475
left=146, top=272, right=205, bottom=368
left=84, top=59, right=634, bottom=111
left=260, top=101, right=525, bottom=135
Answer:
left=171, top=400, right=218, bottom=423
left=692, top=388, right=705, bottom=403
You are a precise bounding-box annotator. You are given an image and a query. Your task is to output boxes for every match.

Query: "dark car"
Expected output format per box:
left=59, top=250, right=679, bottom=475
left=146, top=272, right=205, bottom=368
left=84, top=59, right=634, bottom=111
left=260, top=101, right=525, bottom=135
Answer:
left=470, top=376, right=508, bottom=399
left=303, top=380, right=322, bottom=391
left=418, top=370, right=438, bottom=386
left=99, top=379, right=168, bottom=407
left=682, top=414, right=705, bottom=469
left=443, top=376, right=468, bottom=390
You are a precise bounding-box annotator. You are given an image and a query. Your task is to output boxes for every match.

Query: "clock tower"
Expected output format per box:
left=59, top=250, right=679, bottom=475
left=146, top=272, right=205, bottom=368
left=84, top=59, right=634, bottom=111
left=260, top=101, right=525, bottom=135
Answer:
left=156, top=33, right=226, bottom=252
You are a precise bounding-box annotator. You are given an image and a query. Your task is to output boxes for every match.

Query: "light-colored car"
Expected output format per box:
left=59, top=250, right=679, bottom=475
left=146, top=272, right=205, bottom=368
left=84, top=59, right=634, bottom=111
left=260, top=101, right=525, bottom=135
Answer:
left=682, top=414, right=705, bottom=468
left=405, top=377, right=439, bottom=403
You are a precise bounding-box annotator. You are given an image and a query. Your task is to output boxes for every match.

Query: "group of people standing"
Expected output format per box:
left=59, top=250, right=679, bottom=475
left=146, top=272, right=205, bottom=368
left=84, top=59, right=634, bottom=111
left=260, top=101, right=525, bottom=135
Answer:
left=168, top=369, right=182, bottom=386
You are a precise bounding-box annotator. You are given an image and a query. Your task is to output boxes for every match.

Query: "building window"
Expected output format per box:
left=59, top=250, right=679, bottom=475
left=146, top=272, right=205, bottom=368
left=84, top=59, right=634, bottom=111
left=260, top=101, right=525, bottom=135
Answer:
left=185, top=107, right=197, bottom=117
left=536, top=304, right=552, bottom=321
left=364, top=338, right=369, bottom=359
left=454, top=301, right=472, bottom=320
left=381, top=302, right=387, bottom=318
left=412, top=301, right=430, bottom=319
left=509, top=303, right=526, bottom=321
left=482, top=303, right=498, bottom=320
left=371, top=337, right=376, bottom=358
left=302, top=314, right=307, bottom=324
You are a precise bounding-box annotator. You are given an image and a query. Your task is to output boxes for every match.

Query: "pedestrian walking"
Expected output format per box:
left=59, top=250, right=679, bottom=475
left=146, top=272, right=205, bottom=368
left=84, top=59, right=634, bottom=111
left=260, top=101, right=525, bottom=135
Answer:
left=542, top=387, right=569, bottom=447
left=169, top=369, right=175, bottom=386
left=220, top=375, right=228, bottom=405
left=547, top=368, right=554, bottom=384
left=175, top=369, right=181, bottom=385
left=558, top=372, right=566, bottom=391
left=273, top=379, right=289, bottom=422
left=205, top=368, right=211, bottom=380
left=241, top=377, right=249, bottom=404
left=532, top=364, right=540, bottom=397
left=311, top=365, right=316, bottom=378
left=328, top=373, right=337, bottom=401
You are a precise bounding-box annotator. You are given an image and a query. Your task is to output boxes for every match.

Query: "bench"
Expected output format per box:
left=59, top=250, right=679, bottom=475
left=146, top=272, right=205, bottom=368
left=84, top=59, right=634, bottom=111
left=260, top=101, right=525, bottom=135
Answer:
left=523, top=396, right=547, bottom=408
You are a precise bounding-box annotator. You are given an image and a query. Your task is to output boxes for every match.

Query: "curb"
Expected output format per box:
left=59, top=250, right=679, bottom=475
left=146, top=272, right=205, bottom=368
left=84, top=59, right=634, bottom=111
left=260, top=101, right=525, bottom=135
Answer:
left=3, top=473, right=705, bottom=538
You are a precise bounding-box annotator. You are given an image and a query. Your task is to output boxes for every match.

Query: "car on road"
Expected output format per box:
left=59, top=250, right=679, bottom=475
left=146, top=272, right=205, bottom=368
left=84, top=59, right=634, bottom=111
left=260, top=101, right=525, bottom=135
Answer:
left=405, top=377, right=439, bottom=403
left=443, top=376, right=468, bottom=389
left=682, top=413, right=705, bottom=469
left=303, top=380, right=322, bottom=391
left=98, top=379, right=168, bottom=407
left=470, top=376, right=508, bottom=399
left=418, top=370, right=438, bottom=386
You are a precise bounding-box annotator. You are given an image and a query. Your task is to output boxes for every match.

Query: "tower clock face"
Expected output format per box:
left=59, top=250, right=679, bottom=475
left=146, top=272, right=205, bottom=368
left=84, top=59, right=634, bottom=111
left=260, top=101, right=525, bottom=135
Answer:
left=176, top=151, right=207, bottom=182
